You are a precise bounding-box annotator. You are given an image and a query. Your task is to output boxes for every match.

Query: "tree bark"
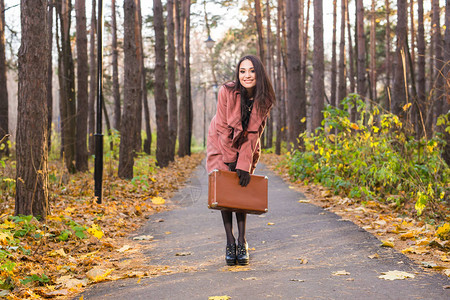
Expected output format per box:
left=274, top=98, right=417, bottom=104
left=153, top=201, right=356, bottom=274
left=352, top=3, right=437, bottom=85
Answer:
left=356, top=0, right=367, bottom=100
left=337, top=0, right=347, bottom=104
left=136, top=0, right=151, bottom=155
left=177, top=1, right=186, bottom=157
left=111, top=0, right=121, bottom=131
left=0, top=0, right=8, bottom=157
left=46, top=1, right=53, bottom=151
left=275, top=0, right=282, bottom=155
left=346, top=0, right=355, bottom=94
left=369, top=0, right=376, bottom=102
left=119, top=0, right=141, bottom=179
left=391, top=0, right=408, bottom=117
left=167, top=0, right=177, bottom=160
left=432, top=0, right=444, bottom=127
left=153, top=0, right=170, bottom=167
left=385, top=0, right=391, bottom=110
left=265, top=0, right=273, bottom=149
left=75, top=0, right=89, bottom=172
left=134, top=0, right=142, bottom=153
left=417, top=0, right=426, bottom=137
left=443, top=0, right=450, bottom=166
left=300, top=0, right=310, bottom=115
left=254, top=0, right=265, bottom=64
left=88, top=0, right=96, bottom=155
left=286, top=0, right=304, bottom=149
left=330, top=0, right=337, bottom=107
left=311, top=0, right=324, bottom=131
left=16, top=0, right=49, bottom=219
left=59, top=0, right=76, bottom=173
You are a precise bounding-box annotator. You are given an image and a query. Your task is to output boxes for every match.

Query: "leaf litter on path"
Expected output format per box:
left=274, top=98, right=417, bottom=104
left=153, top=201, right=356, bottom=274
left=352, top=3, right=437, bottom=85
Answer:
left=378, top=270, right=416, bottom=280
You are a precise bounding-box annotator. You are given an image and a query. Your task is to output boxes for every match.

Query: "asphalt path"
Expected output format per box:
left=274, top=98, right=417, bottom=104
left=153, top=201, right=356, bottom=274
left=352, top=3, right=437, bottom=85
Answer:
left=80, top=160, right=450, bottom=299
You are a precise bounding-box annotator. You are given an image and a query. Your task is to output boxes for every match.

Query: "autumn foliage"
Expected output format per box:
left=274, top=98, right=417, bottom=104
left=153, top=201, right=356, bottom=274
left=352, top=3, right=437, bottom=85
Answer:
left=0, top=152, right=203, bottom=298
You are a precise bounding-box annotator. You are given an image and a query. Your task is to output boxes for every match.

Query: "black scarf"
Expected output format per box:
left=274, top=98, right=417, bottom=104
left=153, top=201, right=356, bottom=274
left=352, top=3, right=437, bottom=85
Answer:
left=240, top=92, right=254, bottom=132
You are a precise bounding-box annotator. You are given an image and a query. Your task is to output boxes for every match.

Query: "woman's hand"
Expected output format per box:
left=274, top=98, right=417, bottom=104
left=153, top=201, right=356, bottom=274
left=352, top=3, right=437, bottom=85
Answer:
left=236, top=169, right=251, bottom=187
left=225, top=161, right=237, bottom=172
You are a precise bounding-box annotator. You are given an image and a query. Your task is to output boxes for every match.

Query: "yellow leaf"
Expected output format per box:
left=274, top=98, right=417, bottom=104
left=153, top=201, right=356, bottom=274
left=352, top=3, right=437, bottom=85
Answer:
left=298, top=200, right=310, bottom=203
left=381, top=240, right=394, bottom=248
left=165, top=231, right=172, bottom=235
left=267, top=222, right=275, bottom=226
left=379, top=270, right=415, bottom=280
left=0, top=231, right=13, bottom=244
left=208, top=296, right=231, bottom=300
left=350, top=123, right=359, bottom=130
left=86, top=268, right=113, bottom=282
left=300, top=117, right=306, bottom=123
left=401, top=247, right=414, bottom=254
left=47, top=215, right=63, bottom=222
left=0, top=219, right=15, bottom=229
left=79, top=250, right=99, bottom=259
left=436, top=223, right=450, bottom=240
left=400, top=231, right=416, bottom=240
left=441, top=255, right=450, bottom=262
left=402, top=102, right=412, bottom=111
left=151, top=197, right=166, bottom=205
left=117, top=245, right=132, bottom=253
left=87, top=224, right=103, bottom=239
left=48, top=248, right=67, bottom=257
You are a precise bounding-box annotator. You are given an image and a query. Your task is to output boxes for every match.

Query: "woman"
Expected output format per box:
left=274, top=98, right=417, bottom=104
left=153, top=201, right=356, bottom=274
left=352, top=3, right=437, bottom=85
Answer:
left=206, top=55, right=275, bottom=266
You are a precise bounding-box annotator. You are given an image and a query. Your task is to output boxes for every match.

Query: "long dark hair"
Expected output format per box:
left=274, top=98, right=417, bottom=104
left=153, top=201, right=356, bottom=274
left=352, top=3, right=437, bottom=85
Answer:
left=225, top=55, right=276, bottom=116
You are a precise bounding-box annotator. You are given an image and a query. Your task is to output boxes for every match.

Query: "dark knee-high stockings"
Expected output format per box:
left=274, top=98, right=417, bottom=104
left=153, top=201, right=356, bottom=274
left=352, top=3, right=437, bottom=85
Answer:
left=221, top=210, right=247, bottom=245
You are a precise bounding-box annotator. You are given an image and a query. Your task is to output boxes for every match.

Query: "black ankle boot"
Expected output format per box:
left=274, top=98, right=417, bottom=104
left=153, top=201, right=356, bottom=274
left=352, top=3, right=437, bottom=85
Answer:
left=237, top=243, right=249, bottom=265
left=225, top=244, right=236, bottom=266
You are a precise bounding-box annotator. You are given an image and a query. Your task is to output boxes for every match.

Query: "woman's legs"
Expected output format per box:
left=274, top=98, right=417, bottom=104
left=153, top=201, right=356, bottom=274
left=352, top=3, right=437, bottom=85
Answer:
left=221, top=210, right=235, bottom=244
left=236, top=212, right=247, bottom=245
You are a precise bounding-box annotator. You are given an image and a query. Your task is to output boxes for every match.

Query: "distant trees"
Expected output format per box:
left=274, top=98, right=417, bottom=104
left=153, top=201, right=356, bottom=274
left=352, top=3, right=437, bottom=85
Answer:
left=15, top=0, right=49, bottom=218
left=311, top=0, right=324, bottom=132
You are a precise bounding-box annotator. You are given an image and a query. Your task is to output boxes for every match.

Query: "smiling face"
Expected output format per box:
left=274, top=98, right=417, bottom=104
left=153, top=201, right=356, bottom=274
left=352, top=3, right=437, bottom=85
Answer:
left=239, top=59, right=256, bottom=94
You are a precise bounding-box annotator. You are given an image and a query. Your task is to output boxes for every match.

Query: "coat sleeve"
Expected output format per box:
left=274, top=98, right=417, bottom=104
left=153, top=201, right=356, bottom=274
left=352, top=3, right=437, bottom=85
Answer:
left=215, top=86, right=238, bottom=164
left=236, top=110, right=270, bottom=173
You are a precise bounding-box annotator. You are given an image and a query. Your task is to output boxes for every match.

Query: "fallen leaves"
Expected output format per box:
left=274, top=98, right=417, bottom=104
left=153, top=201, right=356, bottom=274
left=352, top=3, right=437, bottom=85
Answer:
left=378, top=270, right=415, bottom=280
left=0, top=152, right=205, bottom=299
left=332, top=270, right=350, bottom=276
left=208, top=296, right=231, bottom=300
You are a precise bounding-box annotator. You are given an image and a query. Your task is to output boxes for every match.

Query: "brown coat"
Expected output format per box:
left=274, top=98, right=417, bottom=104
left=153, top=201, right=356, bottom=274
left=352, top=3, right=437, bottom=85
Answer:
left=206, top=84, right=270, bottom=174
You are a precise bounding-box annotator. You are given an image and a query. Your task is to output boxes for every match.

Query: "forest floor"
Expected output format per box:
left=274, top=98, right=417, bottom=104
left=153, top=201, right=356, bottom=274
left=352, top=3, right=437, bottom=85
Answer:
left=260, top=153, right=450, bottom=279
left=0, top=152, right=205, bottom=299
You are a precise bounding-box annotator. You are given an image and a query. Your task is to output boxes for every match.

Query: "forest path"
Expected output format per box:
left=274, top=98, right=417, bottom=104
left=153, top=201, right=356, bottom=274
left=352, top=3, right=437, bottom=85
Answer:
left=80, top=160, right=449, bottom=299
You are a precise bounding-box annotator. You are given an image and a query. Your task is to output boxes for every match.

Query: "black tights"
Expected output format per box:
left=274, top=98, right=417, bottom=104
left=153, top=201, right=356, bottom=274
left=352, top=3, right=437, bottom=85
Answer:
left=221, top=210, right=247, bottom=245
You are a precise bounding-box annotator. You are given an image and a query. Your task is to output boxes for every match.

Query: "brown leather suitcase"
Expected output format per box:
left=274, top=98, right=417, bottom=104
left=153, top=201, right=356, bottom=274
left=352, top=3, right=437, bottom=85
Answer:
left=208, top=169, right=268, bottom=214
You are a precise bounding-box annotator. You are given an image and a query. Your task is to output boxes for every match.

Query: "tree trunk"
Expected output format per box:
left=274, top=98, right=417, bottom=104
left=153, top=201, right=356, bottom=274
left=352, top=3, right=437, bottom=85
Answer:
left=134, top=0, right=142, bottom=153
left=111, top=0, right=121, bottom=131
left=153, top=0, right=170, bottom=167
left=59, top=0, right=76, bottom=173
left=177, top=1, right=186, bottom=157
left=275, top=0, right=282, bottom=155
left=356, top=0, right=367, bottom=100
left=167, top=0, right=177, bottom=160
left=0, top=0, right=8, bottom=157
left=137, top=0, right=151, bottom=155
left=119, top=0, right=141, bottom=179
left=286, top=0, right=304, bottom=149
left=46, top=1, right=53, bottom=152
left=88, top=0, right=96, bottom=155
left=442, top=0, right=450, bottom=166
left=369, top=0, right=376, bottom=102
left=16, top=0, right=49, bottom=219
left=432, top=0, right=444, bottom=127
left=311, top=0, right=324, bottom=131
left=75, top=0, right=89, bottom=172
left=385, top=0, right=391, bottom=110
left=417, top=0, right=426, bottom=137
left=337, top=0, right=347, bottom=104
left=265, top=0, right=273, bottom=149
left=391, top=0, right=408, bottom=117
left=254, top=0, right=265, bottom=64
left=184, top=1, right=192, bottom=155
left=300, top=0, right=310, bottom=116
left=330, top=0, right=337, bottom=107
left=346, top=0, right=355, bottom=94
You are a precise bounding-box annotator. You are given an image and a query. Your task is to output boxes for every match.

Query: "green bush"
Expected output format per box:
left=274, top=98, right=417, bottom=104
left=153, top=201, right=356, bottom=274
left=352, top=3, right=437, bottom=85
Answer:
left=289, top=94, right=449, bottom=216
